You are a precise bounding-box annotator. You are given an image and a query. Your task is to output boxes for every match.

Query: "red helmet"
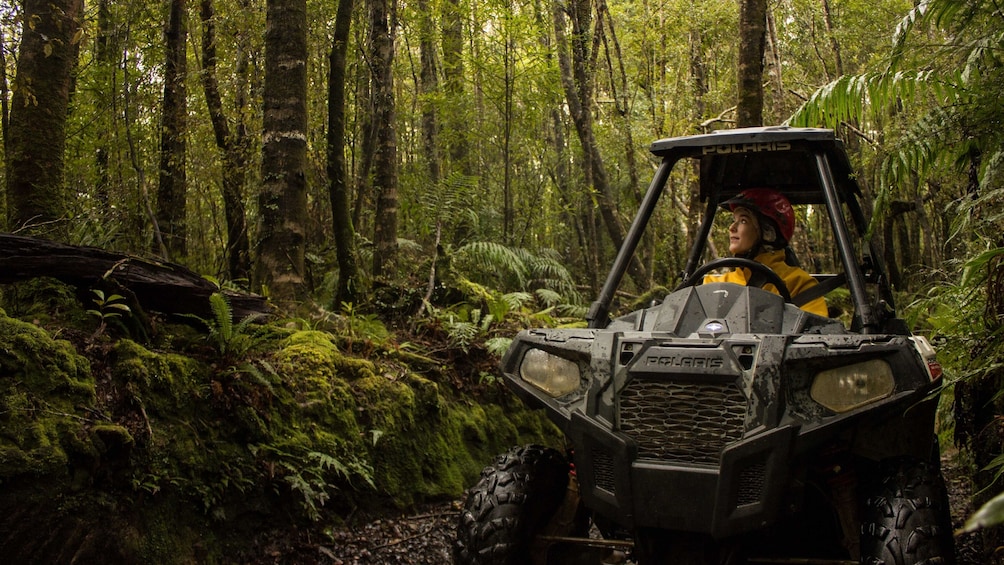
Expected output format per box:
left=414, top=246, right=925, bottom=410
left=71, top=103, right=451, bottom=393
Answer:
left=721, top=188, right=795, bottom=244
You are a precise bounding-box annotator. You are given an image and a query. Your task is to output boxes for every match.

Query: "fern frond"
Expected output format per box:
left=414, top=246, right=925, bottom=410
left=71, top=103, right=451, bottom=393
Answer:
left=455, top=241, right=531, bottom=286
left=209, top=293, right=235, bottom=344
left=534, top=288, right=563, bottom=307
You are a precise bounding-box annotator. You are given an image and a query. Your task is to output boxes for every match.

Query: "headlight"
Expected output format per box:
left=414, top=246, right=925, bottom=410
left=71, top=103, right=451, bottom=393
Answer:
left=519, top=349, right=580, bottom=397
left=810, top=359, right=895, bottom=413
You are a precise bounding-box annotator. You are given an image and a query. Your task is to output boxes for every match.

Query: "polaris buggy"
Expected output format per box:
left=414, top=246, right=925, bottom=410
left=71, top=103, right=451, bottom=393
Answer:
left=453, top=127, right=954, bottom=565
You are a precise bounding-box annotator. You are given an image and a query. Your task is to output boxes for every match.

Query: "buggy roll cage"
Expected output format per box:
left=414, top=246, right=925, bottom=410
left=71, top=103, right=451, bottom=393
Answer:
left=584, top=126, right=896, bottom=333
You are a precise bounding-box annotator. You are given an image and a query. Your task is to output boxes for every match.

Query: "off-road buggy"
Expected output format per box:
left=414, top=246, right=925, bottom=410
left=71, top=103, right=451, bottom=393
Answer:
left=453, top=127, right=954, bottom=565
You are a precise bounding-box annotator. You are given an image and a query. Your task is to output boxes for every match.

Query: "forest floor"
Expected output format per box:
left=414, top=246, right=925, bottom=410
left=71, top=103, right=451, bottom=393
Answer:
left=249, top=450, right=986, bottom=565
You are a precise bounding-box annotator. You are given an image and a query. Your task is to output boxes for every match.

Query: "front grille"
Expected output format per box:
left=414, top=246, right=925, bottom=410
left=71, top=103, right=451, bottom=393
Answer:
left=619, top=378, right=747, bottom=464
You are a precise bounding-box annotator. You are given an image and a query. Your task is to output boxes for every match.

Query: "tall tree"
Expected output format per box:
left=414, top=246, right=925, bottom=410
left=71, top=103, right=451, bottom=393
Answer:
left=5, top=0, right=83, bottom=238
left=369, top=0, right=399, bottom=279
left=200, top=0, right=252, bottom=283
left=736, top=0, right=767, bottom=127
left=93, top=0, right=115, bottom=208
left=156, top=0, right=189, bottom=260
left=256, top=0, right=309, bottom=305
left=327, top=0, right=360, bottom=305
left=441, top=0, right=470, bottom=176
left=417, top=0, right=441, bottom=187
left=552, top=0, right=649, bottom=290
left=0, top=28, right=9, bottom=153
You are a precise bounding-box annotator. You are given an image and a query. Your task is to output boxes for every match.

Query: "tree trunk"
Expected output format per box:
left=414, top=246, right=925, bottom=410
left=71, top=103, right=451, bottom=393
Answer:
left=156, top=0, right=189, bottom=260
left=417, top=0, right=446, bottom=298
left=441, top=0, right=470, bottom=175
left=551, top=0, right=649, bottom=290
left=199, top=0, right=252, bottom=284
left=596, top=0, right=638, bottom=199
left=5, top=0, right=83, bottom=239
left=327, top=0, right=360, bottom=306
left=418, top=0, right=441, bottom=188
left=764, top=9, right=784, bottom=122
left=736, top=0, right=767, bottom=128
left=369, top=0, right=399, bottom=279
left=502, top=24, right=515, bottom=244
left=256, top=0, right=309, bottom=306
left=687, top=24, right=709, bottom=256
left=94, top=0, right=115, bottom=208
left=821, top=0, right=844, bottom=76
left=0, top=28, right=9, bottom=154
left=352, top=58, right=375, bottom=232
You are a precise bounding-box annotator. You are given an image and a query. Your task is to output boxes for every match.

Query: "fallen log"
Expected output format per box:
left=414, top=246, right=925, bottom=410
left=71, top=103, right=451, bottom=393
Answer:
left=0, top=233, right=272, bottom=323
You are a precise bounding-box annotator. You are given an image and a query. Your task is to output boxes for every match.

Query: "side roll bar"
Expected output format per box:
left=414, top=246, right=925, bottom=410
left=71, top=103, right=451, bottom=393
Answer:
left=586, top=159, right=675, bottom=329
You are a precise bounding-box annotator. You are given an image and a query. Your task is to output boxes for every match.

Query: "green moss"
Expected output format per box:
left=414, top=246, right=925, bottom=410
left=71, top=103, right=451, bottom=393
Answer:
left=0, top=308, right=567, bottom=559
left=280, top=330, right=377, bottom=380
left=273, top=331, right=364, bottom=438
left=350, top=370, right=562, bottom=506
left=0, top=313, right=97, bottom=480
left=110, top=339, right=203, bottom=407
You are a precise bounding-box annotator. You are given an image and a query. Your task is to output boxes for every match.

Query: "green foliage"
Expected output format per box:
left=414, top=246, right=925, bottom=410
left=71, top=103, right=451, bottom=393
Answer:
left=452, top=242, right=581, bottom=302
left=964, top=490, right=1004, bottom=533
left=338, top=302, right=390, bottom=342
left=204, top=293, right=264, bottom=358
left=253, top=445, right=374, bottom=522
left=86, top=289, right=131, bottom=337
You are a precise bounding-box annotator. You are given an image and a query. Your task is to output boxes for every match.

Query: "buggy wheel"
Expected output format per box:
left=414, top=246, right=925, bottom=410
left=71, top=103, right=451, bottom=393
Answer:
left=859, top=456, right=955, bottom=565
left=453, top=444, right=575, bottom=565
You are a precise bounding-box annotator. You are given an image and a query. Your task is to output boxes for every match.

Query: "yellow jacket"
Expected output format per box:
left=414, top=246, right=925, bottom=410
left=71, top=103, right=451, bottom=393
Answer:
left=703, top=250, right=828, bottom=317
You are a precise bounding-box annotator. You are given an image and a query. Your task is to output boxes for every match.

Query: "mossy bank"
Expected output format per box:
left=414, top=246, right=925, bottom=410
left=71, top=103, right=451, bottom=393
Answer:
left=0, top=306, right=561, bottom=564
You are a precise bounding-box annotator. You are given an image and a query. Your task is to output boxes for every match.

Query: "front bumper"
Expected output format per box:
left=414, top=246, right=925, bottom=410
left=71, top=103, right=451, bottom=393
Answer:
left=569, top=410, right=798, bottom=536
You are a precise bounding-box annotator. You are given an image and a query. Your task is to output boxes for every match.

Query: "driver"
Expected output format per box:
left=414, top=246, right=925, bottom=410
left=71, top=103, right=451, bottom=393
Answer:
left=703, top=188, right=828, bottom=317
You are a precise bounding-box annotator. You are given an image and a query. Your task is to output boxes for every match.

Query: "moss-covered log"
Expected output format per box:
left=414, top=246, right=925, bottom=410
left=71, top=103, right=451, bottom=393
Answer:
left=0, top=232, right=270, bottom=322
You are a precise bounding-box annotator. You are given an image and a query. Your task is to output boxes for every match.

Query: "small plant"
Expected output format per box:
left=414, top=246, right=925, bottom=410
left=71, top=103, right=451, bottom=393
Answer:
left=254, top=445, right=375, bottom=522
left=187, top=292, right=277, bottom=395
left=340, top=301, right=390, bottom=341
left=199, top=292, right=266, bottom=362
left=86, top=289, right=131, bottom=338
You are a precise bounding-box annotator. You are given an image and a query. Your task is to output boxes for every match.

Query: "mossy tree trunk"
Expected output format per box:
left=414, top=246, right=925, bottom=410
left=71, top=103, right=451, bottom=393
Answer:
left=369, top=0, right=399, bottom=279
left=5, top=0, right=83, bottom=239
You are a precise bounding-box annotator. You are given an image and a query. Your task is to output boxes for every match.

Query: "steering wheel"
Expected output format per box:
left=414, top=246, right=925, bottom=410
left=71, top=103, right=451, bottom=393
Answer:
left=675, top=257, right=793, bottom=302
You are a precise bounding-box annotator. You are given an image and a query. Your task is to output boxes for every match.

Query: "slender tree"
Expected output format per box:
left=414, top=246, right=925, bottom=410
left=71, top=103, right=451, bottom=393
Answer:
left=156, top=0, right=189, bottom=260
left=93, top=0, right=115, bottom=208
left=5, top=0, right=83, bottom=239
left=369, top=0, right=399, bottom=279
left=256, top=0, right=309, bottom=305
left=0, top=28, right=8, bottom=153
left=200, top=0, right=252, bottom=283
left=327, top=0, right=360, bottom=305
